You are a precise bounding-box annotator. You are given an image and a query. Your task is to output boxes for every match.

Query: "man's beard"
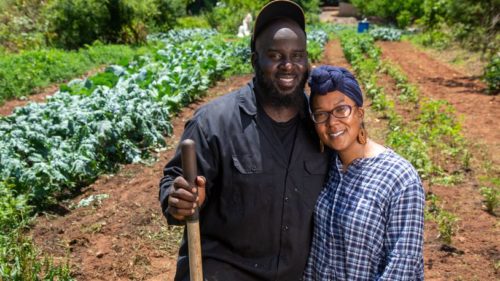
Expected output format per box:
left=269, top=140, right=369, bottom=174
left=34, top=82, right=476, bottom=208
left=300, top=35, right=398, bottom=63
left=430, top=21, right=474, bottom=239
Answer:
left=255, top=63, right=308, bottom=109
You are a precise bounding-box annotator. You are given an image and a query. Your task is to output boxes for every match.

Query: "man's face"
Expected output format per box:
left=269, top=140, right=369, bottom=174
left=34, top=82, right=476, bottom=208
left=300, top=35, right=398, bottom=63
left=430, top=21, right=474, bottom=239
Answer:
left=253, top=20, right=309, bottom=107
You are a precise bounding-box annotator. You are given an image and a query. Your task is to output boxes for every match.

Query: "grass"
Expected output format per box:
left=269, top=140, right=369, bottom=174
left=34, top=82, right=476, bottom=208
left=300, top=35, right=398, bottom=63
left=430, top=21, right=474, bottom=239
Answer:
left=0, top=42, right=154, bottom=105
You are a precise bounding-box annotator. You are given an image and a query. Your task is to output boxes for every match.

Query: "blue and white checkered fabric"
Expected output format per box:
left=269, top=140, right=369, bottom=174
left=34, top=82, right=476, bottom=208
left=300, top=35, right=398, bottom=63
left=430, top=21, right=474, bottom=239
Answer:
left=303, top=149, right=425, bottom=281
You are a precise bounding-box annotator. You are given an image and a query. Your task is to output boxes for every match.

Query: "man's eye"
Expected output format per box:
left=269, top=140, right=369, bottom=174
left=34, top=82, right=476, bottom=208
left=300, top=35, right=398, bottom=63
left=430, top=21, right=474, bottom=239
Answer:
left=292, top=52, right=305, bottom=61
left=269, top=53, right=282, bottom=60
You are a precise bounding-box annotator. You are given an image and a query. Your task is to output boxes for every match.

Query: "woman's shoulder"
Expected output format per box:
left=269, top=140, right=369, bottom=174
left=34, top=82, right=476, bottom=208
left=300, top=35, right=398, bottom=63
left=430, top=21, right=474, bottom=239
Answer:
left=373, top=148, right=421, bottom=184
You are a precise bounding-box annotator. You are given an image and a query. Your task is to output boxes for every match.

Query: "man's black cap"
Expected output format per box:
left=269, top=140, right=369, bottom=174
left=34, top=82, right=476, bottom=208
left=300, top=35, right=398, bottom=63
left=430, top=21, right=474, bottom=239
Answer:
left=251, top=0, right=306, bottom=52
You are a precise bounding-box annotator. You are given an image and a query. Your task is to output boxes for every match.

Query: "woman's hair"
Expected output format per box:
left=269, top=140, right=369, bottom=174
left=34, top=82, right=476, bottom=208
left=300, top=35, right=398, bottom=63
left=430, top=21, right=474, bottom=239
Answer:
left=308, top=65, right=363, bottom=109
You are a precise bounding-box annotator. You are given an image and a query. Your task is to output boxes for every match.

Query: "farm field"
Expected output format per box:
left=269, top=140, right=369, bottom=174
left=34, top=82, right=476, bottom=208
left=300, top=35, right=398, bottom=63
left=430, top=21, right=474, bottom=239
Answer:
left=0, top=3, right=499, bottom=280
left=1, top=33, right=495, bottom=280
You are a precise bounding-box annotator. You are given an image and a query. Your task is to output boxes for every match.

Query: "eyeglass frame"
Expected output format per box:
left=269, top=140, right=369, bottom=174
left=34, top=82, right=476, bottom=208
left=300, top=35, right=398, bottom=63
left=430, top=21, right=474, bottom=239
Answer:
left=310, top=104, right=355, bottom=124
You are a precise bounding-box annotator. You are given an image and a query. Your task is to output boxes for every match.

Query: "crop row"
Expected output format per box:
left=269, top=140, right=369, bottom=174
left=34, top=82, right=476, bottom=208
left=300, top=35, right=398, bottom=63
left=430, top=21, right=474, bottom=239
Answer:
left=0, top=28, right=329, bottom=209
left=339, top=30, right=467, bottom=244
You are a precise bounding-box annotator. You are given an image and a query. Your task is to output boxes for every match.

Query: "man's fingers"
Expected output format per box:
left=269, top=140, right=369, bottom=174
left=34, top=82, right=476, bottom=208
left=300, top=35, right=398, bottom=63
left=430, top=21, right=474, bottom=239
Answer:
left=171, top=185, right=197, bottom=202
left=173, top=176, right=192, bottom=191
left=168, top=207, right=195, bottom=220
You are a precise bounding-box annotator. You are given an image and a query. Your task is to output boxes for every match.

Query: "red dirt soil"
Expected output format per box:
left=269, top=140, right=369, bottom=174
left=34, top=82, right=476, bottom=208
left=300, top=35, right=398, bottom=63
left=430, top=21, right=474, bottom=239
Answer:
left=3, top=40, right=496, bottom=280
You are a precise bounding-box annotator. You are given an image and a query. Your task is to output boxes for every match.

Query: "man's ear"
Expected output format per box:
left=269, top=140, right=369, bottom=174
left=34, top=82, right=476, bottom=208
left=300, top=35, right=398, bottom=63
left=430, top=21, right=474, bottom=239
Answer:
left=251, top=52, right=258, bottom=70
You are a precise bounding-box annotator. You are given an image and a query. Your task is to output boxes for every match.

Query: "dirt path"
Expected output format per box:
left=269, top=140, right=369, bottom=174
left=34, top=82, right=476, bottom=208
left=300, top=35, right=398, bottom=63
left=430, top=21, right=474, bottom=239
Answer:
left=378, top=41, right=500, bottom=281
left=378, top=41, right=500, bottom=168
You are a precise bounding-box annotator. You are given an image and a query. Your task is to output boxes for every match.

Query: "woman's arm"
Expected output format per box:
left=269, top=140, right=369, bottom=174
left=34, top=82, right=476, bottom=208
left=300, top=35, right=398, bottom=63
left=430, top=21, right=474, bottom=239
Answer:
left=377, top=180, right=425, bottom=281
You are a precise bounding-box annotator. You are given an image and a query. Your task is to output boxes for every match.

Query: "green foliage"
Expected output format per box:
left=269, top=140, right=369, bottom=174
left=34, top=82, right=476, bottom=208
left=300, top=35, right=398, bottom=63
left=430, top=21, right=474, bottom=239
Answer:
left=0, top=43, right=144, bottom=104
left=177, top=16, right=211, bottom=29
left=483, top=55, right=500, bottom=94
left=295, top=0, right=321, bottom=24
left=387, top=128, right=433, bottom=178
left=350, top=0, right=423, bottom=27
left=307, top=29, right=329, bottom=62
left=417, top=99, right=464, bottom=155
left=410, top=29, right=452, bottom=50
left=424, top=193, right=459, bottom=244
left=204, top=0, right=321, bottom=34
left=479, top=186, right=499, bottom=215
left=0, top=229, right=73, bottom=280
left=369, top=27, right=403, bottom=41
left=0, top=181, right=31, bottom=234
left=0, top=180, right=72, bottom=280
left=418, top=0, right=447, bottom=29
left=0, top=0, right=47, bottom=52
left=45, top=0, right=190, bottom=49
left=435, top=209, right=459, bottom=244
left=204, top=0, right=266, bottom=34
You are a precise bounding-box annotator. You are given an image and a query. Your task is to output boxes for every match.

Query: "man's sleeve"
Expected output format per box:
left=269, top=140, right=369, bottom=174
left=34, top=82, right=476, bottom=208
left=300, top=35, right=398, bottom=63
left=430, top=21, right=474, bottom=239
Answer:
left=158, top=114, right=219, bottom=225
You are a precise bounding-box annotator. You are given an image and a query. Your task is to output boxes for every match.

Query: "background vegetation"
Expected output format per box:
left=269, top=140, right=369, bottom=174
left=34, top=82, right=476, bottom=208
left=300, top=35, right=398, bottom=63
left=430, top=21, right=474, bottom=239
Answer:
left=348, top=0, right=499, bottom=93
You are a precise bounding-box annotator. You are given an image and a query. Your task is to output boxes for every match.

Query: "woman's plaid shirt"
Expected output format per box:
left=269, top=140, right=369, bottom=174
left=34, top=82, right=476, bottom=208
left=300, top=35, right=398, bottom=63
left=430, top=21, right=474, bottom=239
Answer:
left=303, top=149, right=425, bottom=281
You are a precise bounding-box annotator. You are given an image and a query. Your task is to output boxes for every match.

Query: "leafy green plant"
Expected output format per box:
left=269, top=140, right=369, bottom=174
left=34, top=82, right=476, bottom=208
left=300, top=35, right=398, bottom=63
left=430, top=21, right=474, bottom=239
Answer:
left=435, top=210, right=459, bottom=244
left=483, top=55, right=500, bottom=94
left=387, top=128, right=433, bottom=178
left=424, top=193, right=459, bottom=244
left=369, top=27, right=403, bottom=41
left=0, top=43, right=146, bottom=104
left=479, top=187, right=499, bottom=215
left=0, top=228, right=73, bottom=280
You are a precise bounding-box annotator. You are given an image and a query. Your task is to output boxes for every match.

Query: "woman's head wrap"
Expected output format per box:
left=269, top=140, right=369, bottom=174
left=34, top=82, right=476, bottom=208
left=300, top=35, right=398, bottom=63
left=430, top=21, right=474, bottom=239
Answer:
left=308, top=65, right=363, bottom=107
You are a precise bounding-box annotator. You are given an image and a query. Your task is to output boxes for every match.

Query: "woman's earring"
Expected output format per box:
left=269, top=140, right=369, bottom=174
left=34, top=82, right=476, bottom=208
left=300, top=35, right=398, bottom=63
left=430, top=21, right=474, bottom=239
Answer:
left=357, top=127, right=367, bottom=144
left=319, top=140, right=324, bottom=153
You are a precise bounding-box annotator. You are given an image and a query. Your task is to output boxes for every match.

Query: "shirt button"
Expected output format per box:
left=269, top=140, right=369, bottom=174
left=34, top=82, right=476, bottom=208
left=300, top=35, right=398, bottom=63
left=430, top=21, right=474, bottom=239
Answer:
left=283, top=225, right=289, bottom=231
left=254, top=263, right=259, bottom=268
left=284, top=196, right=289, bottom=202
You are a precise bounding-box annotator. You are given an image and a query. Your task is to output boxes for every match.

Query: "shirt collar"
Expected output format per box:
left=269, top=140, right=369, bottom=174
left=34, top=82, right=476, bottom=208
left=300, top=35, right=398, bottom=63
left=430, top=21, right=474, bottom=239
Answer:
left=238, top=80, right=258, bottom=116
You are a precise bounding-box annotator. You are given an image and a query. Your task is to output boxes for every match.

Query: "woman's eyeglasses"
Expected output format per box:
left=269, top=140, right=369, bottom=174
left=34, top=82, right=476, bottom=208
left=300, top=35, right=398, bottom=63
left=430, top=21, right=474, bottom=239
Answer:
left=311, top=104, right=353, bottom=124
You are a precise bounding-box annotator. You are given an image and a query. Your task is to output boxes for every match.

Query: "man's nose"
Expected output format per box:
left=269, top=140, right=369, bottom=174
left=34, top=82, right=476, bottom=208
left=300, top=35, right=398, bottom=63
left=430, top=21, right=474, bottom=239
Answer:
left=279, top=57, right=293, bottom=71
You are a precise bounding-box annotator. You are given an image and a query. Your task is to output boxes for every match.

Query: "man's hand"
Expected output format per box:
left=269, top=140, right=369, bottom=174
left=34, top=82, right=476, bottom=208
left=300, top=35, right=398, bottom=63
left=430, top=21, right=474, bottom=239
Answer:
left=167, top=176, right=206, bottom=221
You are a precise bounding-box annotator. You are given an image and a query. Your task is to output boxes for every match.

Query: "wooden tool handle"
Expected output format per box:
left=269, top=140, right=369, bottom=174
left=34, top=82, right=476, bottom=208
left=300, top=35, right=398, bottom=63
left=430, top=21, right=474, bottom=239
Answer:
left=181, top=139, right=203, bottom=281
left=181, top=139, right=199, bottom=221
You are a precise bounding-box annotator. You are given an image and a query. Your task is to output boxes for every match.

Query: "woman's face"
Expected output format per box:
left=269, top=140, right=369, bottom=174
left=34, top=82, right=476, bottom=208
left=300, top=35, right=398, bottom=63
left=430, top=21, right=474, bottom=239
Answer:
left=311, top=90, right=364, bottom=153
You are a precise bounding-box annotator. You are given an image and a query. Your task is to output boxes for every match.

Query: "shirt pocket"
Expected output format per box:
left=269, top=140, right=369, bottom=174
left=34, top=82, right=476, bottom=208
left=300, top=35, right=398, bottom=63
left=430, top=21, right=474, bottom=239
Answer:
left=232, top=154, right=262, bottom=174
left=299, top=156, right=329, bottom=209
left=228, top=154, right=266, bottom=210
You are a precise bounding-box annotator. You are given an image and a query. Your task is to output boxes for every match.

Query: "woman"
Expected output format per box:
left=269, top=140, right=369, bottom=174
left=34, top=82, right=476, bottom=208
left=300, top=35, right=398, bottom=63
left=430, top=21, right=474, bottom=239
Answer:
left=303, top=66, right=425, bottom=280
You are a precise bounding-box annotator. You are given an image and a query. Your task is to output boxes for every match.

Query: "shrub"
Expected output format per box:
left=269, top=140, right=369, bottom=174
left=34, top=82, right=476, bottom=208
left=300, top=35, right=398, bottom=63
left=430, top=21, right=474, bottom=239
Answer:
left=484, top=55, right=500, bottom=94
left=45, top=0, right=189, bottom=49
left=0, top=0, right=48, bottom=51
left=177, top=16, right=211, bottom=29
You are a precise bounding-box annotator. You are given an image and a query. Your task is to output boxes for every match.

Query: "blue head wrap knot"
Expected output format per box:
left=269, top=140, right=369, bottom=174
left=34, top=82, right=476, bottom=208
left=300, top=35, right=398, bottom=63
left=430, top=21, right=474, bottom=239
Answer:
left=308, top=65, right=363, bottom=107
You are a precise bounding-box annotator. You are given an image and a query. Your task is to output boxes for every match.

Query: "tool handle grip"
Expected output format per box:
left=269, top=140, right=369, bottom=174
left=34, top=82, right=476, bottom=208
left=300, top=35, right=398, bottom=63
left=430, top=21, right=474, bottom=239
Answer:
left=181, top=139, right=199, bottom=221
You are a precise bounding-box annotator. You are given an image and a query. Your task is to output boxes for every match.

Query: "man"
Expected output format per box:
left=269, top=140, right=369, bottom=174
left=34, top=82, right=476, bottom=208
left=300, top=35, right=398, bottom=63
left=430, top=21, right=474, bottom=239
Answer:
left=159, top=1, right=329, bottom=280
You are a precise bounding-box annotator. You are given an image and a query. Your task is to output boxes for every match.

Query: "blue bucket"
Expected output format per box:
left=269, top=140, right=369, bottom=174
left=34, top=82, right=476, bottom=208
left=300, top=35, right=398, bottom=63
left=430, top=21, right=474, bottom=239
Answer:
left=357, top=21, right=370, bottom=33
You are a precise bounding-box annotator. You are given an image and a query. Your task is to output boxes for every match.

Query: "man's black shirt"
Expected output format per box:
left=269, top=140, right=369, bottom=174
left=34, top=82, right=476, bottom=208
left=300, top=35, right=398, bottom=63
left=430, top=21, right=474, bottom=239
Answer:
left=159, top=81, right=329, bottom=281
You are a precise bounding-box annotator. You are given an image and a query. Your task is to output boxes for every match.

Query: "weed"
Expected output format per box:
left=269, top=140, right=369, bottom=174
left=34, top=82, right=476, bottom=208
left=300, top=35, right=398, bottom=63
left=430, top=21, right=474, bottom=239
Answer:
left=436, top=210, right=459, bottom=244
left=479, top=186, right=499, bottom=215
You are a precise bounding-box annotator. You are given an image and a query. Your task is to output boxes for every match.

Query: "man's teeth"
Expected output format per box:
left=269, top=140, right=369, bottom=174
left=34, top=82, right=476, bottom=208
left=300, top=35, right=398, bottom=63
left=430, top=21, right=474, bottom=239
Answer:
left=279, top=77, right=294, bottom=83
left=330, top=131, right=344, bottom=137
